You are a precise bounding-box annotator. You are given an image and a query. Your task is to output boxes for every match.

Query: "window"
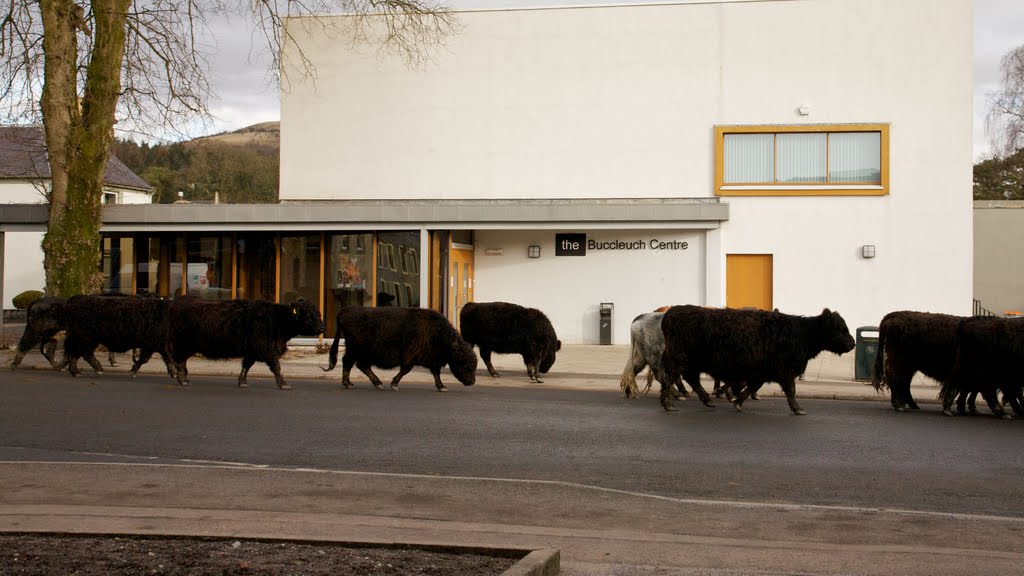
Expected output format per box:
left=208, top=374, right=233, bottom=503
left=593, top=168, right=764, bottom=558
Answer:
left=102, top=192, right=118, bottom=204
left=715, top=124, right=888, bottom=196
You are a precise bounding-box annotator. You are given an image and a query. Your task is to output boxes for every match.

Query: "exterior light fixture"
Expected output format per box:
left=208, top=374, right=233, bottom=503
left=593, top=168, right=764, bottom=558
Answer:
left=528, top=245, right=541, bottom=259
left=861, top=245, right=876, bottom=259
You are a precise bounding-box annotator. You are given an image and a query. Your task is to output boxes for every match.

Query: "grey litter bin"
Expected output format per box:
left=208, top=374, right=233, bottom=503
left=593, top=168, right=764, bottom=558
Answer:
left=599, top=302, right=614, bottom=345
left=854, top=326, right=880, bottom=381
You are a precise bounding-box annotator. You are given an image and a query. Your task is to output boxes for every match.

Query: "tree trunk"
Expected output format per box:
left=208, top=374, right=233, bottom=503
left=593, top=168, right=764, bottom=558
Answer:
left=40, top=0, right=131, bottom=296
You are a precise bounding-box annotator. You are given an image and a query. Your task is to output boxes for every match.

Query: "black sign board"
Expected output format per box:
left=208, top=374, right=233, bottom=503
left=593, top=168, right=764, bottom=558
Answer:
left=555, top=233, right=586, bottom=256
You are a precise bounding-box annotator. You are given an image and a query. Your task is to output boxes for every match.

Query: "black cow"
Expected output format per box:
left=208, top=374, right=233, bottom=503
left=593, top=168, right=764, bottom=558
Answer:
left=166, top=298, right=324, bottom=389
left=660, top=306, right=855, bottom=415
left=870, top=311, right=963, bottom=413
left=459, top=301, right=561, bottom=383
left=56, top=294, right=176, bottom=378
left=324, top=306, right=477, bottom=391
left=942, top=316, right=1024, bottom=419
left=11, top=296, right=121, bottom=370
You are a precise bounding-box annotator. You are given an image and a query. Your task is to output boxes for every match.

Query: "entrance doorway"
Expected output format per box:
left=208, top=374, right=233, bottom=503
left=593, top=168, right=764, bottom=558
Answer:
left=726, top=254, right=773, bottom=310
left=449, top=245, right=474, bottom=330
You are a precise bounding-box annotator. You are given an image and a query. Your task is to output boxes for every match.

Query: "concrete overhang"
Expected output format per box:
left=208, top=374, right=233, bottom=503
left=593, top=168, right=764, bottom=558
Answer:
left=2, top=199, right=730, bottom=232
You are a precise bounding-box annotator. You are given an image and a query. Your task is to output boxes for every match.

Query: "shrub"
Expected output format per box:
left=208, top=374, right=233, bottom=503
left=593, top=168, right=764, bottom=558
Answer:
left=12, top=290, right=44, bottom=310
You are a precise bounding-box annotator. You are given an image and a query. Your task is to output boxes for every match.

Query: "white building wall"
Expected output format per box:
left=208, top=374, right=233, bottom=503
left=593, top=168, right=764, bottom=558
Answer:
left=280, top=0, right=973, bottom=335
left=2, top=181, right=47, bottom=309
left=1, top=182, right=151, bottom=308
left=474, top=229, right=705, bottom=344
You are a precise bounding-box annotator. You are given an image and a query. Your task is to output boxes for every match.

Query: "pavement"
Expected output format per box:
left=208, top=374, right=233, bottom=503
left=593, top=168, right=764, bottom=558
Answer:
left=1, top=342, right=959, bottom=576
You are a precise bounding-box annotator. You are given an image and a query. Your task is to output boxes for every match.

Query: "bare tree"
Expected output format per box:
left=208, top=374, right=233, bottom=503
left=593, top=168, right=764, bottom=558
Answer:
left=987, top=44, right=1024, bottom=158
left=0, top=0, right=456, bottom=296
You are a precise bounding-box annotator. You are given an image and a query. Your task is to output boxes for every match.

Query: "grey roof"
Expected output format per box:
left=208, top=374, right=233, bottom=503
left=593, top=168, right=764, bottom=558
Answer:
left=0, top=198, right=729, bottom=233
left=0, top=125, right=152, bottom=191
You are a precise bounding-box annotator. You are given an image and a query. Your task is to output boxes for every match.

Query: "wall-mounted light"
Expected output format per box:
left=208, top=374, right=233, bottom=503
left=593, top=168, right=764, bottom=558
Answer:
left=528, top=245, right=541, bottom=259
left=861, top=245, right=876, bottom=259
left=798, top=104, right=811, bottom=116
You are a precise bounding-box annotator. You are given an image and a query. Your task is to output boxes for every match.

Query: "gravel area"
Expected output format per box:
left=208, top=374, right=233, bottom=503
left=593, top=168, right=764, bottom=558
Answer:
left=0, top=534, right=521, bottom=575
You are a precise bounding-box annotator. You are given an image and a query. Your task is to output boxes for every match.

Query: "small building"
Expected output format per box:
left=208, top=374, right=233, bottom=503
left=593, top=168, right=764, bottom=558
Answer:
left=0, top=126, right=154, bottom=308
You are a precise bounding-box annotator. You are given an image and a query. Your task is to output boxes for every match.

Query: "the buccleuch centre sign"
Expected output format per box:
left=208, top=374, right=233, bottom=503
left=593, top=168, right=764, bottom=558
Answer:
left=554, top=233, right=689, bottom=256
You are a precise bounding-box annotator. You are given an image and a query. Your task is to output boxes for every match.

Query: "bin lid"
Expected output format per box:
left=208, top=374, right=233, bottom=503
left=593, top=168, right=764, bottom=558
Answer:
left=856, top=326, right=879, bottom=339
left=600, top=302, right=614, bottom=310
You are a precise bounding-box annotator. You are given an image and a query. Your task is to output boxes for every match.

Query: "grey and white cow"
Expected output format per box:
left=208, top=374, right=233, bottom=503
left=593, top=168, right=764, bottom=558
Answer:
left=619, top=312, right=686, bottom=399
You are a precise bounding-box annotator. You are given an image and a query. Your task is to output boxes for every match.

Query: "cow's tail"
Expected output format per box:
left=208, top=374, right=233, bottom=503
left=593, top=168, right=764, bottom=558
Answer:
left=618, top=335, right=642, bottom=398
left=321, top=315, right=343, bottom=372
left=870, top=328, right=886, bottom=391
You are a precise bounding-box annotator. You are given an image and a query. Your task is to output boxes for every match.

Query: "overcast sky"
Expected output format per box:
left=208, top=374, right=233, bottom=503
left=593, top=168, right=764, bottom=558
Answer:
left=202, top=0, right=1024, bottom=162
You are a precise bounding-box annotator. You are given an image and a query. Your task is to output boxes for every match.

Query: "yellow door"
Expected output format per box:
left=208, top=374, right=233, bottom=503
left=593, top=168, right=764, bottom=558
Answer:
left=449, top=246, right=474, bottom=329
left=727, top=254, right=773, bottom=310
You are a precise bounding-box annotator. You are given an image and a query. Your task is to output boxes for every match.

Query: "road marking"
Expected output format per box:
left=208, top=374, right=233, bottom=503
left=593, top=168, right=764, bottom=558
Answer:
left=2, top=459, right=1022, bottom=524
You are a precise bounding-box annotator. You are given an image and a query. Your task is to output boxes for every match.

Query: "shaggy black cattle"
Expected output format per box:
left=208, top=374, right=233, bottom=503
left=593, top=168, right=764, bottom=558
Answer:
left=942, top=316, right=1024, bottom=419
left=56, top=294, right=176, bottom=378
left=11, top=296, right=120, bottom=370
left=870, top=311, right=965, bottom=412
left=459, top=301, right=561, bottom=383
left=660, top=305, right=855, bottom=415
left=324, top=306, right=477, bottom=391
left=166, top=298, right=325, bottom=389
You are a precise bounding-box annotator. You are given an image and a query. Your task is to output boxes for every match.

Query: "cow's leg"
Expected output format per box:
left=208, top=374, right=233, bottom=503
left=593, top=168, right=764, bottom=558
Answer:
left=735, top=381, right=766, bottom=413
left=526, top=361, right=543, bottom=383
left=42, top=339, right=59, bottom=366
left=107, top=351, right=119, bottom=367
left=429, top=367, right=448, bottom=392
left=340, top=355, right=357, bottom=389
left=659, top=379, right=678, bottom=412
left=265, top=357, right=291, bottom=390
left=174, top=360, right=190, bottom=386
left=157, top=352, right=177, bottom=379
left=129, top=349, right=155, bottom=378
left=66, top=357, right=82, bottom=377
left=389, top=365, right=414, bottom=390
left=890, top=366, right=915, bottom=412
left=357, top=363, right=386, bottom=389
left=1006, top=392, right=1024, bottom=417
left=684, top=371, right=714, bottom=408
left=238, top=357, right=257, bottom=388
left=652, top=368, right=685, bottom=400
left=981, top=388, right=1010, bottom=419
left=480, top=348, right=500, bottom=378
left=82, top=350, right=104, bottom=375
left=956, top=390, right=969, bottom=414
left=967, top=390, right=980, bottom=414
left=778, top=378, right=806, bottom=415
left=713, top=379, right=725, bottom=398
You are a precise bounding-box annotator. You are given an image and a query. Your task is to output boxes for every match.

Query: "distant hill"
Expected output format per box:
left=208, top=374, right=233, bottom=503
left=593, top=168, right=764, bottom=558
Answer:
left=189, top=121, right=280, bottom=149
left=113, top=122, right=280, bottom=204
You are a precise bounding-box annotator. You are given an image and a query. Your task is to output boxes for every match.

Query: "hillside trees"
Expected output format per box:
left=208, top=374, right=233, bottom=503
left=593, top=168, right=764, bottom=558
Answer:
left=112, top=138, right=279, bottom=204
left=0, top=1, right=456, bottom=296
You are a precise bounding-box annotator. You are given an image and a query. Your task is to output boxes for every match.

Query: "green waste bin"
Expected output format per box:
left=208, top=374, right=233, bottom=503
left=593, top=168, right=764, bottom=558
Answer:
left=854, top=326, right=879, bottom=381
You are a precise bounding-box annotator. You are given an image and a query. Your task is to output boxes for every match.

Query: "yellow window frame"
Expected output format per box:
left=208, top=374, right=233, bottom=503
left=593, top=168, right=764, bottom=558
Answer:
left=714, top=123, right=890, bottom=196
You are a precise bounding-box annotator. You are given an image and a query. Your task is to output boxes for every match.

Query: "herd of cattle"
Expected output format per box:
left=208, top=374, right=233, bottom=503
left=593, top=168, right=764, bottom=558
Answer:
left=8, top=294, right=1023, bottom=419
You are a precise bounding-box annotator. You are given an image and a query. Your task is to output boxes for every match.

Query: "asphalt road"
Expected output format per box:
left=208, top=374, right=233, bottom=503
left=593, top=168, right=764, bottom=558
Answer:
left=4, top=368, right=1024, bottom=575
left=2, top=368, right=1022, bottom=517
